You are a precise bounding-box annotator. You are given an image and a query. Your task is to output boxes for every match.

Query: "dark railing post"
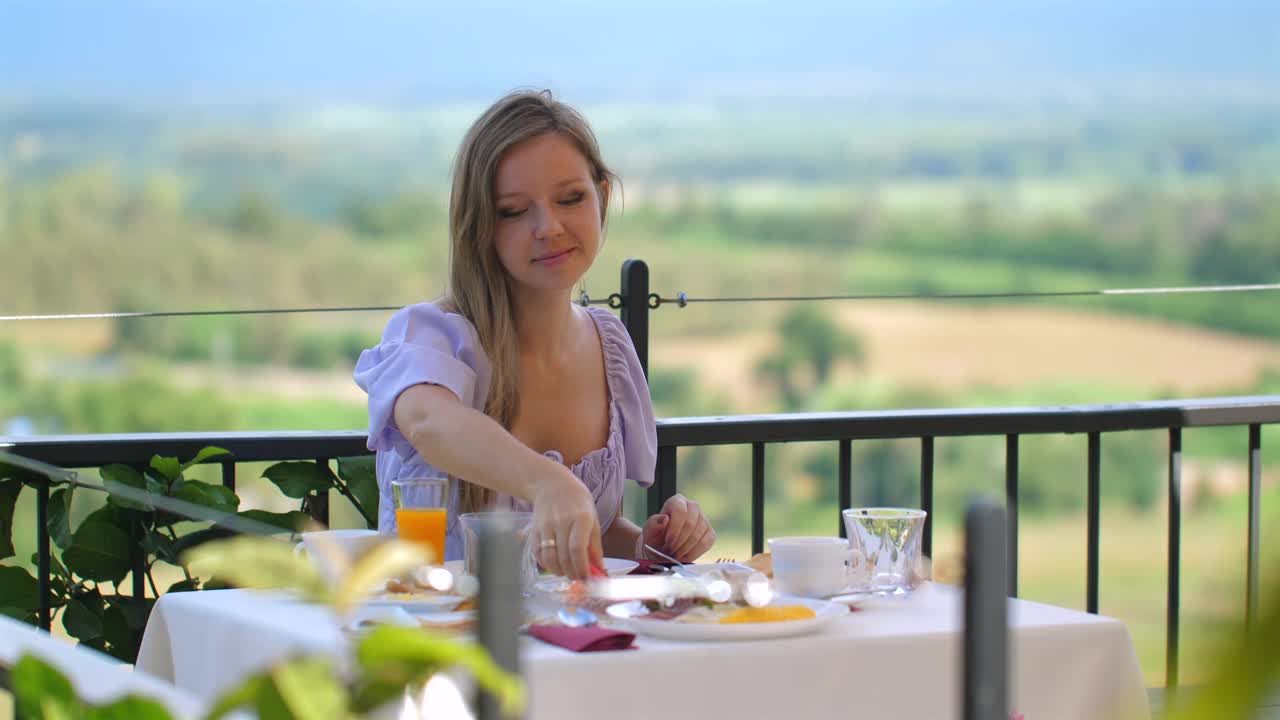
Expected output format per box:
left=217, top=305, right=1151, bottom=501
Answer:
left=220, top=459, right=236, bottom=492
left=751, top=442, right=765, bottom=556
left=1087, top=432, right=1101, bottom=614
left=838, top=440, right=851, bottom=538
left=130, top=511, right=147, bottom=600
left=36, top=481, right=51, bottom=630
left=650, top=445, right=677, bottom=517
left=1167, top=428, right=1182, bottom=691
left=1005, top=434, right=1019, bottom=598
left=964, top=500, right=1008, bottom=720
left=1246, top=424, right=1261, bottom=629
left=619, top=259, right=650, bottom=379
left=475, top=521, right=521, bottom=720
left=921, top=436, right=934, bottom=561
left=309, top=458, right=331, bottom=526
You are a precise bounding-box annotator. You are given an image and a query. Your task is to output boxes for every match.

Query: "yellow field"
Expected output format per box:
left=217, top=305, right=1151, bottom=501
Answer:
left=665, top=301, right=1280, bottom=411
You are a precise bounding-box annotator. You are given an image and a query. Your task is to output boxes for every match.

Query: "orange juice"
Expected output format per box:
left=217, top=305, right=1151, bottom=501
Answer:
left=396, top=507, right=447, bottom=563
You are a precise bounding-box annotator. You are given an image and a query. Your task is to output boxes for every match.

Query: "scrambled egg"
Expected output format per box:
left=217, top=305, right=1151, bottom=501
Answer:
left=718, top=605, right=816, bottom=624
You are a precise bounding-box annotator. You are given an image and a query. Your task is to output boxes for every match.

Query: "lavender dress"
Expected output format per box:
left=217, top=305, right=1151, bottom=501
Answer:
left=353, top=303, right=657, bottom=561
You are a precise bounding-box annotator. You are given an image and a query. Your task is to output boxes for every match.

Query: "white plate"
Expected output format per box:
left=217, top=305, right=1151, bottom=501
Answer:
left=531, top=557, right=639, bottom=592
left=362, top=592, right=468, bottom=613
left=602, top=557, right=640, bottom=576
left=605, top=594, right=849, bottom=641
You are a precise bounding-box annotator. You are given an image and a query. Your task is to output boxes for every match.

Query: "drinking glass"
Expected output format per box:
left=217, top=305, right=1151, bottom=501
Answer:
left=392, top=476, right=449, bottom=564
left=842, top=507, right=927, bottom=595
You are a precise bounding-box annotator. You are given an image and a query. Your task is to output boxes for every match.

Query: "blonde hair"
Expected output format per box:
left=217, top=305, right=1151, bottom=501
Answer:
left=444, top=89, right=618, bottom=513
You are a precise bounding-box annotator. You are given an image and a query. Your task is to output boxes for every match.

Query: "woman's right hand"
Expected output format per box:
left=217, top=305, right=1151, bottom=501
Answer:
left=530, top=462, right=603, bottom=580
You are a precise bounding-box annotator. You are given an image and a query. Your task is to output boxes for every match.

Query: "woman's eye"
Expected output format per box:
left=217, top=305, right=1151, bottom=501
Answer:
left=497, top=207, right=526, bottom=219
left=559, top=191, right=585, bottom=206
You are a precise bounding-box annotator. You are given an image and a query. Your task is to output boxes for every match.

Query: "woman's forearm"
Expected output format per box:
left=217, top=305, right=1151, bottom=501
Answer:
left=393, top=383, right=566, bottom=503
left=603, top=516, right=643, bottom=560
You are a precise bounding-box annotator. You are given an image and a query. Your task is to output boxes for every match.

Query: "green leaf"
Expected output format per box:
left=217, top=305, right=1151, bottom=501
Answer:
left=0, top=565, right=40, bottom=610
left=237, top=509, right=310, bottom=533
left=0, top=478, right=23, bottom=560
left=262, top=462, right=335, bottom=499
left=63, top=595, right=105, bottom=642
left=0, top=459, right=45, bottom=484
left=63, top=521, right=133, bottom=584
left=272, top=658, right=348, bottom=720
left=81, top=502, right=131, bottom=529
left=149, top=455, right=183, bottom=482
left=0, top=605, right=33, bottom=622
left=166, top=578, right=201, bottom=593
left=171, top=481, right=240, bottom=515
left=101, top=464, right=152, bottom=511
left=354, top=626, right=525, bottom=717
left=101, top=602, right=142, bottom=663
left=12, top=654, right=81, bottom=720
left=183, top=536, right=330, bottom=604
left=202, top=671, right=290, bottom=717
left=337, top=456, right=378, bottom=529
left=180, top=446, right=231, bottom=472
left=105, top=594, right=154, bottom=631
left=47, top=486, right=74, bottom=550
left=142, top=531, right=179, bottom=565
left=169, top=527, right=235, bottom=558
left=85, top=695, right=176, bottom=720
left=335, top=540, right=429, bottom=612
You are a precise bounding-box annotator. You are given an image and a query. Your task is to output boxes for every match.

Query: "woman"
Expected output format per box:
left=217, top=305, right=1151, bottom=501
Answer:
left=355, top=89, right=716, bottom=579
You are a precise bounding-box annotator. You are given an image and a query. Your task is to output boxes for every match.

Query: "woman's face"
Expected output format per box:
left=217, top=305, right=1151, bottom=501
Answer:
left=491, top=132, right=605, bottom=296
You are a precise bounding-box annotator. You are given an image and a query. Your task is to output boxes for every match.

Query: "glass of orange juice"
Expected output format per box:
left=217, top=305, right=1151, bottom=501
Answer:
left=391, top=476, right=449, bottom=564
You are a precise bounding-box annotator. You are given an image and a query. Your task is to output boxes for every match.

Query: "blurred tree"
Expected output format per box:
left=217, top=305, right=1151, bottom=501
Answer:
left=755, top=306, right=865, bottom=409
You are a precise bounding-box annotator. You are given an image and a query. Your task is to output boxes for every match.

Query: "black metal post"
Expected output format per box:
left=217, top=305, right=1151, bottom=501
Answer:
left=1005, top=434, right=1019, bottom=598
left=312, top=457, right=331, bottom=526
left=964, top=500, right=1008, bottom=720
left=650, top=446, right=678, bottom=517
left=475, top=521, right=522, bottom=720
left=36, top=482, right=51, bottom=630
left=130, top=512, right=146, bottom=599
left=1167, top=428, right=1182, bottom=691
left=921, top=436, right=934, bottom=561
left=838, top=440, right=851, bottom=538
left=221, top=460, right=236, bottom=491
left=1247, top=424, right=1261, bottom=628
left=751, top=442, right=765, bottom=556
left=1087, top=432, right=1101, bottom=614
left=619, top=259, right=650, bottom=379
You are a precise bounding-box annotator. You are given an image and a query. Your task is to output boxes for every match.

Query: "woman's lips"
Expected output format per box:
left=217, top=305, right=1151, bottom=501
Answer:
left=533, top=248, right=575, bottom=266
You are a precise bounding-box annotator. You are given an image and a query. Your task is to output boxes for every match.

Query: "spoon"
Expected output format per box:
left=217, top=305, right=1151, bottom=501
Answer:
left=557, top=606, right=598, bottom=627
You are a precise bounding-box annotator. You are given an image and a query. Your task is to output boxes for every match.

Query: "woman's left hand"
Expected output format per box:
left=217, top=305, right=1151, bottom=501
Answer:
left=639, top=494, right=716, bottom=563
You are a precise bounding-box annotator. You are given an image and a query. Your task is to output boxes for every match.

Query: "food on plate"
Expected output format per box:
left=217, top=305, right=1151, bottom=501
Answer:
left=718, top=605, right=816, bottom=624
left=744, top=552, right=773, bottom=578
left=635, top=598, right=815, bottom=625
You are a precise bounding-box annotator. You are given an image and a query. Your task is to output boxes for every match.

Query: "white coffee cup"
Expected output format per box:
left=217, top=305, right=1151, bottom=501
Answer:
left=767, top=536, right=851, bottom=598
left=294, top=529, right=385, bottom=584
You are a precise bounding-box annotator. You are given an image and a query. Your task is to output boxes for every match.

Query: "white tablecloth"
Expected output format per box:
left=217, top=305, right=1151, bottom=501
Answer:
left=138, top=584, right=1149, bottom=720
left=1, top=615, right=205, bottom=718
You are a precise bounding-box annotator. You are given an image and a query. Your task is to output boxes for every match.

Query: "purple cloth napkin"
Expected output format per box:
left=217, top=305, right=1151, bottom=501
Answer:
left=527, top=624, right=636, bottom=652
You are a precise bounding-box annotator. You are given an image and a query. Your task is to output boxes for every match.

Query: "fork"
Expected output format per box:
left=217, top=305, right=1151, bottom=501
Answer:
left=643, top=544, right=698, bottom=578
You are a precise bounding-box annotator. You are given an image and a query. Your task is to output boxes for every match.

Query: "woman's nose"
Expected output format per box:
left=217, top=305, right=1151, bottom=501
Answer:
left=532, top=204, right=566, bottom=240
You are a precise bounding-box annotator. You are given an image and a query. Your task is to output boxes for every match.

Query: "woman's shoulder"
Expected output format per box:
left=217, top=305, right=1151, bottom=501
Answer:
left=585, top=306, right=648, bottom=387
left=383, top=300, right=481, bottom=348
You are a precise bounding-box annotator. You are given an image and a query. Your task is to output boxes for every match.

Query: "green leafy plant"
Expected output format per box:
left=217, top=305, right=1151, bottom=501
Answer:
left=0, top=448, right=377, bottom=663
left=10, top=533, right=525, bottom=719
